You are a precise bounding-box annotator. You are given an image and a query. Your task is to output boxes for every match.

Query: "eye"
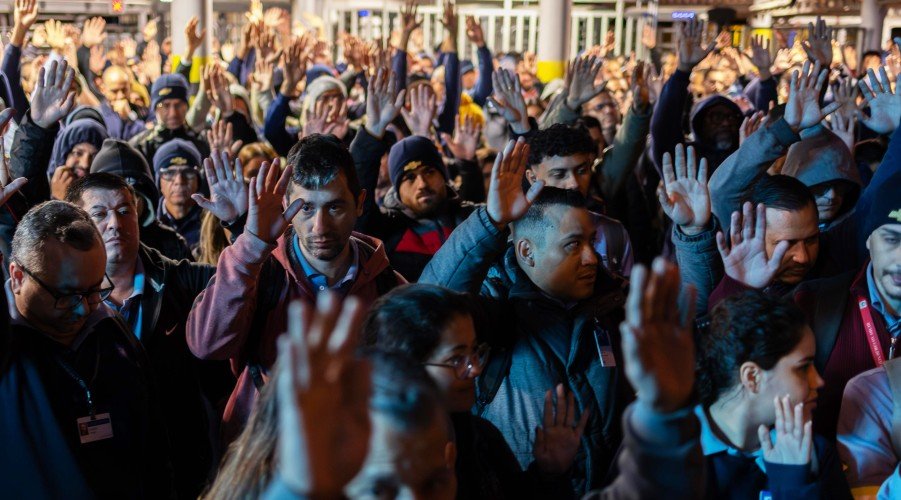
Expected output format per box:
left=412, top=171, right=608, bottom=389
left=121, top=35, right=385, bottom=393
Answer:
left=576, top=167, right=589, bottom=175
left=301, top=203, right=314, bottom=214
left=565, top=241, right=579, bottom=252
left=90, top=211, right=106, bottom=220
left=445, top=355, right=466, bottom=368
left=117, top=207, right=131, bottom=216
left=328, top=205, right=344, bottom=215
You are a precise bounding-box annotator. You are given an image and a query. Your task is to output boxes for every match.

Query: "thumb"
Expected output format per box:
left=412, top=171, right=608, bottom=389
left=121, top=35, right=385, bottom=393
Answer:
left=525, top=180, right=545, bottom=204
left=191, top=193, right=213, bottom=211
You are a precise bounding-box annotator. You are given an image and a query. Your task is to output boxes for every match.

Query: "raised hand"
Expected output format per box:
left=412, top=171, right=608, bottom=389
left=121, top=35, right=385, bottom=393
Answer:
left=205, top=64, right=234, bottom=116
left=280, top=35, right=311, bottom=98
left=826, top=110, right=855, bottom=153
left=252, top=56, right=275, bottom=93
left=465, top=15, right=485, bottom=48
left=303, top=99, right=349, bottom=140
left=748, top=35, right=772, bottom=80
left=758, top=396, right=813, bottom=466
left=12, top=0, right=39, bottom=47
left=238, top=21, right=259, bottom=61
left=831, top=76, right=857, bottom=124
left=441, top=115, right=482, bottom=161
left=641, top=23, right=656, bottom=50
left=677, top=18, right=716, bottom=73
left=246, top=158, right=303, bottom=244
left=564, top=55, right=607, bottom=111
left=739, top=110, right=767, bottom=146
left=621, top=257, right=697, bottom=413
left=364, top=67, right=405, bottom=139
left=89, top=44, right=108, bottom=76
left=193, top=149, right=249, bottom=224
left=31, top=59, right=76, bottom=129
left=631, top=61, right=653, bottom=111
left=400, top=84, right=437, bottom=138
left=142, top=40, right=162, bottom=82
left=276, top=295, right=371, bottom=497
left=857, top=67, right=901, bottom=135
left=142, top=17, right=159, bottom=41
left=44, top=19, right=67, bottom=52
left=716, top=202, right=789, bottom=289
left=399, top=0, right=423, bottom=52
left=487, top=138, right=543, bottom=227
left=440, top=0, right=459, bottom=52
left=802, top=16, right=833, bottom=68
left=185, top=16, right=207, bottom=59
left=489, top=68, right=530, bottom=134
left=657, top=144, right=710, bottom=235
left=82, top=17, right=107, bottom=48
left=533, top=384, right=590, bottom=475
left=206, top=120, right=243, bottom=155
left=0, top=109, right=26, bottom=206
left=784, top=60, right=840, bottom=132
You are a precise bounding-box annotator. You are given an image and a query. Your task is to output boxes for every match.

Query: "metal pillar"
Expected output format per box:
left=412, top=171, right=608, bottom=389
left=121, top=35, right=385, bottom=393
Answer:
left=861, top=0, right=887, bottom=52
left=536, top=0, right=572, bottom=83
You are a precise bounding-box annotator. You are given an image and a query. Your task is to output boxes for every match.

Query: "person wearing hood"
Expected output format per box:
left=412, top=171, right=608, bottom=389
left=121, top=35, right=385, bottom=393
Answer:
left=90, top=138, right=193, bottom=261
left=780, top=125, right=862, bottom=230
left=45, top=118, right=108, bottom=200
left=186, top=134, right=404, bottom=445
left=264, top=58, right=351, bottom=157
left=98, top=65, right=147, bottom=141
left=152, top=138, right=206, bottom=249
left=650, top=18, right=744, bottom=174
left=130, top=73, right=211, bottom=166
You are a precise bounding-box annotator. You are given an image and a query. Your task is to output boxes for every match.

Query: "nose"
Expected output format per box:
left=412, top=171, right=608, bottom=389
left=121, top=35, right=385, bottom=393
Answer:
left=107, top=211, right=121, bottom=231
left=467, top=360, right=484, bottom=379
left=810, top=366, right=825, bottom=389
left=561, top=174, right=579, bottom=191
left=311, top=208, right=328, bottom=234
left=791, top=243, right=810, bottom=265
left=413, top=174, right=428, bottom=191
left=582, top=243, right=599, bottom=266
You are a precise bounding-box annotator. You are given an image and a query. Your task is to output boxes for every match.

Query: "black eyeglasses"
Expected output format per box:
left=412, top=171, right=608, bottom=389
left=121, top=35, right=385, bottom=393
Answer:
left=423, top=343, right=491, bottom=380
left=15, top=262, right=114, bottom=310
left=159, top=167, right=199, bottom=181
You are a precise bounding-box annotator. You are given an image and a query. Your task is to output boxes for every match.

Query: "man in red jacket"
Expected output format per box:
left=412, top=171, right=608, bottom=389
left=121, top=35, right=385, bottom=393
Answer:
left=186, top=134, right=404, bottom=443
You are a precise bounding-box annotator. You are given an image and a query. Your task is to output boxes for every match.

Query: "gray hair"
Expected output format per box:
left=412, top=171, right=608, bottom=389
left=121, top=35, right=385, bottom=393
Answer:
left=11, top=200, right=101, bottom=274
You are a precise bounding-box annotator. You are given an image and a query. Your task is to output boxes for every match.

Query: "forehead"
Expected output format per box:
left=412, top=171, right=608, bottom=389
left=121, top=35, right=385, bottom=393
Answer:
left=875, top=224, right=901, bottom=237
left=71, top=142, right=98, bottom=152
left=543, top=205, right=592, bottom=236
left=289, top=172, right=356, bottom=203
left=780, top=325, right=815, bottom=362
left=39, top=235, right=105, bottom=288
left=765, top=206, right=818, bottom=239
left=359, top=413, right=449, bottom=481
left=537, top=153, right=592, bottom=171
left=438, top=313, right=476, bottom=348
left=80, top=187, right=133, bottom=207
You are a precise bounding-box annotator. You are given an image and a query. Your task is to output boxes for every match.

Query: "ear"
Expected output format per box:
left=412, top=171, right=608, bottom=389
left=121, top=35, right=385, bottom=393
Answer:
left=866, top=232, right=872, bottom=252
left=356, top=189, right=367, bottom=217
left=739, top=361, right=763, bottom=394
left=9, top=262, right=24, bottom=294
left=515, top=238, right=535, bottom=268
left=444, top=441, right=457, bottom=470
left=525, top=168, right=537, bottom=184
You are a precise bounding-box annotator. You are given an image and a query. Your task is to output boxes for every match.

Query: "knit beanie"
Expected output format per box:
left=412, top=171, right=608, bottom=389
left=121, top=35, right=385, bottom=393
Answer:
left=387, top=136, right=448, bottom=193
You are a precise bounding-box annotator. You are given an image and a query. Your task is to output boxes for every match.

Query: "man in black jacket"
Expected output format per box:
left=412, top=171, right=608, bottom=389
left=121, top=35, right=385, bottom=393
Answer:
left=1, top=200, right=174, bottom=498
left=65, top=173, right=235, bottom=498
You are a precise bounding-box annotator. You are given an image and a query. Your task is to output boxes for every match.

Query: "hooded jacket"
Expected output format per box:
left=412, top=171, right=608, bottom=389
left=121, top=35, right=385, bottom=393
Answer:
left=47, top=118, right=109, bottom=176
left=186, top=228, right=404, bottom=442
left=420, top=208, right=633, bottom=496
left=129, top=123, right=211, bottom=168
left=651, top=69, right=743, bottom=174
left=89, top=139, right=193, bottom=261
left=780, top=124, right=862, bottom=228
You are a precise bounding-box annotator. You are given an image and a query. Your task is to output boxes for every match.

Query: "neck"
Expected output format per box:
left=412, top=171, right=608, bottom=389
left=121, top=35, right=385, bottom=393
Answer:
left=165, top=199, right=193, bottom=220
left=301, top=240, right=354, bottom=287
left=108, top=256, right=138, bottom=305
left=872, top=266, right=901, bottom=317
left=708, top=393, right=762, bottom=452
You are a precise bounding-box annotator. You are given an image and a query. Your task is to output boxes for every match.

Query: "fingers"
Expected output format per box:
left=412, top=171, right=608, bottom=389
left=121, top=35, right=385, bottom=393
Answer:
left=624, top=263, right=646, bottom=328
left=555, top=384, right=567, bottom=427
left=543, top=389, right=554, bottom=428
left=203, top=157, right=219, bottom=186
left=758, top=424, right=774, bottom=455
left=328, top=296, right=365, bottom=356
left=741, top=201, right=754, bottom=243
left=674, top=144, right=687, bottom=180
left=190, top=193, right=212, bottom=210
left=753, top=203, right=766, bottom=243
left=716, top=231, right=730, bottom=260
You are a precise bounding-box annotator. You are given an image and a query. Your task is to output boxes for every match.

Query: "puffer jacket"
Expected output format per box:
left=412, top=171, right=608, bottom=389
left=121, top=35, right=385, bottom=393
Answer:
left=420, top=207, right=633, bottom=496
left=129, top=124, right=211, bottom=166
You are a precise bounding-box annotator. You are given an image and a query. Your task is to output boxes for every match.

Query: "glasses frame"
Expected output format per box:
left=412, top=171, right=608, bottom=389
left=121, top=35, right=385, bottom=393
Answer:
left=15, top=261, right=114, bottom=310
left=158, top=166, right=200, bottom=182
left=423, top=343, right=491, bottom=380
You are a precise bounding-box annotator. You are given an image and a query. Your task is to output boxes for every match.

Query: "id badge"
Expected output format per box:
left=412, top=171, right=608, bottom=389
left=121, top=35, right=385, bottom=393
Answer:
left=77, top=413, right=113, bottom=444
left=593, top=326, right=617, bottom=368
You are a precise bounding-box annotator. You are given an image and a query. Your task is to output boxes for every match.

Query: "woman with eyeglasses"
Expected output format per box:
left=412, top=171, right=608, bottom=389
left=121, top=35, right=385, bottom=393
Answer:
left=363, top=283, right=581, bottom=500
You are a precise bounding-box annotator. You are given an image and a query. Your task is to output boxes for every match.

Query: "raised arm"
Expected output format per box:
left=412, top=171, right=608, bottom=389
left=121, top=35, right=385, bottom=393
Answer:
left=539, top=55, right=606, bottom=128
left=436, top=0, right=461, bottom=135
left=4, top=0, right=40, bottom=122
left=465, top=16, right=494, bottom=106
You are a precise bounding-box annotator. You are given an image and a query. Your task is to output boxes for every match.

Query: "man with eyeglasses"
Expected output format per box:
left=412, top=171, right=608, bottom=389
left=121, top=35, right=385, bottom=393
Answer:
left=0, top=200, right=174, bottom=498
left=129, top=73, right=210, bottom=167
left=152, top=138, right=206, bottom=249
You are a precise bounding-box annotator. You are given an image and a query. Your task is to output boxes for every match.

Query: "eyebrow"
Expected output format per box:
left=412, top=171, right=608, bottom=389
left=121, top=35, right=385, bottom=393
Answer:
left=880, top=228, right=901, bottom=238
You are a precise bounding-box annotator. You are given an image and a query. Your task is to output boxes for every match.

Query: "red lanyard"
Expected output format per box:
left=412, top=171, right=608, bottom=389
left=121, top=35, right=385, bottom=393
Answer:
left=858, top=295, right=886, bottom=367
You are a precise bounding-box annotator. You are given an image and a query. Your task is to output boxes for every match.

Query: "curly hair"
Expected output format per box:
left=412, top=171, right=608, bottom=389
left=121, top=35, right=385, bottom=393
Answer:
left=526, top=123, right=596, bottom=167
left=697, top=291, right=808, bottom=407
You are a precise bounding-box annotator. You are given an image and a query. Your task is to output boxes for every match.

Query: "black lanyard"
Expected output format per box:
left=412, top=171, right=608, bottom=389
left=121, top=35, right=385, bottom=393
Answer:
left=54, top=347, right=102, bottom=417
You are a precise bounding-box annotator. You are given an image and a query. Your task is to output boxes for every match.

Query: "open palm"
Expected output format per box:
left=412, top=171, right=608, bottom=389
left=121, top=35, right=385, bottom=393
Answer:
left=487, top=139, right=543, bottom=226
left=858, top=67, right=901, bottom=134
left=193, top=150, right=248, bottom=224
left=716, top=203, right=788, bottom=289
left=658, top=145, right=709, bottom=231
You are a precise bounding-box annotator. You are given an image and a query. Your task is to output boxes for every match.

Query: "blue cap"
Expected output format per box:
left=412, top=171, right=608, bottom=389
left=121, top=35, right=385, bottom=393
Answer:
left=150, top=73, right=189, bottom=109
left=387, top=136, right=448, bottom=193
left=152, top=138, right=202, bottom=181
left=460, top=60, right=475, bottom=75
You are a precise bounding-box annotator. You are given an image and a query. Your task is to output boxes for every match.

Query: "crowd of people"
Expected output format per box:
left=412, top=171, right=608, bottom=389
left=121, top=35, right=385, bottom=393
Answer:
left=0, top=0, right=899, bottom=497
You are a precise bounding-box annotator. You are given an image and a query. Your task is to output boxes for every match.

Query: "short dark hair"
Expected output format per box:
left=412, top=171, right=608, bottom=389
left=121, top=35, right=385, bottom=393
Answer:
left=512, top=187, right=587, bottom=247
left=286, top=133, right=361, bottom=199
left=363, top=284, right=475, bottom=362
left=65, top=172, right=137, bottom=207
left=366, top=349, right=451, bottom=438
left=526, top=123, right=596, bottom=167
left=697, top=291, right=808, bottom=406
left=11, top=201, right=101, bottom=273
left=744, top=174, right=815, bottom=212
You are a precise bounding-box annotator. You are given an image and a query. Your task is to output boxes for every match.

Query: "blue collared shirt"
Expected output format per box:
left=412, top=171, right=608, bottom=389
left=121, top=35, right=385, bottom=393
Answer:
left=292, top=235, right=359, bottom=295
left=103, top=258, right=145, bottom=340
left=866, top=263, right=901, bottom=338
